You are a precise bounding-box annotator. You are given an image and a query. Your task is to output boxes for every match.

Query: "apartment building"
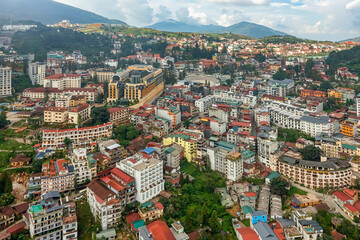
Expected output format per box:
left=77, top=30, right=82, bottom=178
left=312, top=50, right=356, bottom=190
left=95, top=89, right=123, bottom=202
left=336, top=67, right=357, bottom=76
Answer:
left=341, top=118, right=358, bottom=137
left=44, top=107, right=68, bottom=123
left=164, top=144, right=184, bottom=169
left=71, top=148, right=92, bottom=185
left=70, top=95, right=87, bottom=107
left=163, top=133, right=197, bottom=162
left=42, top=123, right=113, bottom=149
left=257, top=126, right=278, bottom=167
left=0, top=67, right=11, bottom=97
left=108, top=107, right=129, bottom=126
left=138, top=202, right=164, bottom=222
left=195, top=95, right=215, bottom=112
left=41, top=159, right=75, bottom=194
left=117, top=154, right=164, bottom=203
left=99, top=139, right=127, bottom=164
left=68, top=103, right=91, bottom=124
left=27, top=191, right=77, bottom=240
left=156, top=106, right=181, bottom=128
left=55, top=93, right=72, bottom=108
left=292, top=210, right=323, bottom=240
left=207, top=141, right=243, bottom=182
left=300, top=89, right=326, bottom=98
left=28, top=62, right=46, bottom=85
left=321, top=138, right=360, bottom=158
left=87, top=179, right=126, bottom=230
left=328, top=87, right=355, bottom=104
left=43, top=74, right=81, bottom=90
left=110, top=167, right=136, bottom=204
left=266, top=78, right=294, bottom=97
left=65, top=88, right=97, bottom=102
left=23, top=87, right=63, bottom=99
left=277, top=154, right=352, bottom=189
left=89, top=69, right=115, bottom=82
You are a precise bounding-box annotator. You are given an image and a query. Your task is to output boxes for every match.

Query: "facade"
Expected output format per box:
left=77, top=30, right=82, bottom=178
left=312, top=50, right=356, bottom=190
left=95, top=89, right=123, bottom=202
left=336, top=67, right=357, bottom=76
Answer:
left=341, top=119, right=358, bottom=137
left=117, top=154, right=164, bottom=203
left=277, top=154, right=352, bottom=189
left=163, top=133, right=197, bottom=162
left=300, top=89, right=326, bottom=98
left=23, top=87, right=63, bottom=99
left=0, top=67, right=11, bottom=97
left=328, top=87, right=355, bottom=104
left=156, top=106, right=181, bottom=128
left=68, top=103, right=91, bottom=124
left=292, top=210, right=323, bottom=240
left=41, top=159, right=75, bottom=194
left=42, top=123, right=113, bottom=149
left=89, top=69, right=115, bottom=82
left=71, top=148, right=92, bottom=185
left=44, top=107, right=68, bottom=123
left=29, top=62, right=46, bottom=85
left=108, top=107, right=129, bottom=126
left=138, top=202, right=164, bottom=222
left=43, top=74, right=81, bottom=90
left=164, top=144, right=184, bottom=169
left=99, top=139, right=127, bottom=164
left=65, top=88, right=97, bottom=102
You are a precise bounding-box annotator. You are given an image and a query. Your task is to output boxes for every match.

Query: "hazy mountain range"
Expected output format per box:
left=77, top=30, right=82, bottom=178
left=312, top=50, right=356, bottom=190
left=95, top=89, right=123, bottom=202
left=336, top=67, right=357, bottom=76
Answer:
left=146, top=19, right=287, bottom=38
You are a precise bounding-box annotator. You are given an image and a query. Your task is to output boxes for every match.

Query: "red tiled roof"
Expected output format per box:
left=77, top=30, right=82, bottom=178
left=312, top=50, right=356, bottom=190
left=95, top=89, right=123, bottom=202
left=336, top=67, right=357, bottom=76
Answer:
left=154, top=202, right=164, bottom=210
left=146, top=221, right=175, bottom=240
left=111, top=168, right=135, bottom=184
left=332, top=230, right=346, bottom=240
left=6, top=221, right=26, bottom=235
left=245, top=192, right=256, bottom=197
left=108, top=107, right=127, bottom=114
left=333, top=191, right=352, bottom=202
left=45, top=74, right=79, bottom=79
left=344, top=203, right=359, bottom=213
left=236, top=227, right=259, bottom=240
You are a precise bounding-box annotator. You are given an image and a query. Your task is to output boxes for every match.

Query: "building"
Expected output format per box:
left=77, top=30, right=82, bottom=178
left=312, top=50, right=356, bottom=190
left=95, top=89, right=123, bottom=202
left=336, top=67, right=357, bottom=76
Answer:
left=139, top=220, right=176, bottom=240
left=44, top=107, right=68, bottom=123
left=23, top=87, right=63, bottom=99
left=108, top=107, right=129, bottom=126
left=41, top=159, right=75, bottom=194
left=99, top=139, right=127, bottom=164
left=87, top=178, right=126, bottom=230
left=65, top=88, right=97, bottom=102
left=71, top=148, right=92, bottom=185
left=292, top=210, right=323, bottom=240
left=27, top=191, right=78, bottom=240
left=70, top=95, right=87, bottom=107
left=252, top=221, right=278, bottom=240
left=89, top=69, right=115, bottom=82
left=163, top=133, right=199, bottom=162
left=236, top=227, right=260, bottom=240
left=138, top=202, right=164, bottom=222
left=164, top=144, right=184, bottom=169
left=276, top=154, right=352, bottom=189
left=328, top=87, right=355, bottom=104
left=156, top=106, right=181, bottom=128
left=341, top=119, right=358, bottom=137
left=28, top=62, right=46, bottom=85
left=10, top=154, right=31, bottom=167
left=110, top=168, right=136, bottom=204
left=68, top=103, right=91, bottom=124
left=107, top=70, right=129, bottom=103
left=117, top=154, right=164, bottom=203
left=0, top=67, right=11, bottom=97
left=257, top=127, right=278, bottom=167
left=43, top=74, right=81, bottom=90
left=0, top=206, right=15, bottom=229
left=42, top=123, right=113, bottom=149
left=300, top=89, right=326, bottom=98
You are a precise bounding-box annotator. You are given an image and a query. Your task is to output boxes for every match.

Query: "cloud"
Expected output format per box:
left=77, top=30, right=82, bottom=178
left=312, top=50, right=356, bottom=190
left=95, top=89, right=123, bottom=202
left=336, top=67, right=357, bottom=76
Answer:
left=117, top=0, right=154, bottom=26
left=155, top=5, right=173, bottom=21
left=346, top=0, right=360, bottom=10
left=207, top=0, right=269, bottom=5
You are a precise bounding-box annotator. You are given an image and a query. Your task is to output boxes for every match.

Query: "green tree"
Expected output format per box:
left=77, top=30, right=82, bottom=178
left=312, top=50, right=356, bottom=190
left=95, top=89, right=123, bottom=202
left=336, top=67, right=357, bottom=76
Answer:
left=64, top=137, right=72, bottom=150
left=0, top=108, right=10, bottom=129
left=209, top=210, right=221, bottom=234
left=270, top=178, right=288, bottom=196
left=183, top=119, right=191, bottom=129
left=273, top=68, right=290, bottom=80
left=305, top=59, right=314, bottom=78
left=319, top=82, right=332, bottom=91
left=254, top=53, right=266, bottom=63
left=299, top=145, right=321, bottom=161
left=90, top=107, right=110, bottom=125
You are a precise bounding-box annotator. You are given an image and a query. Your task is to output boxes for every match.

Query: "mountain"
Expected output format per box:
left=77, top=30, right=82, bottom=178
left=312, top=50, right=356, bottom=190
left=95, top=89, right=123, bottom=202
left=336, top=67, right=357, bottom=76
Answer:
left=0, top=0, right=127, bottom=25
left=146, top=19, right=287, bottom=38
left=340, top=37, right=360, bottom=43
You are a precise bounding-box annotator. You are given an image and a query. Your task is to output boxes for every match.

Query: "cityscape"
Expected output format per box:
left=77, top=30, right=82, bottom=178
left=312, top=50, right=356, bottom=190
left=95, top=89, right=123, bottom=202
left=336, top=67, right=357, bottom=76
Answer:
left=1, top=0, right=360, bottom=240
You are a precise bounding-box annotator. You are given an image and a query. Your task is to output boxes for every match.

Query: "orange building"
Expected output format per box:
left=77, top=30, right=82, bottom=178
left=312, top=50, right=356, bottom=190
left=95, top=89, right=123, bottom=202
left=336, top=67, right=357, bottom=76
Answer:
left=300, top=89, right=326, bottom=98
left=341, top=119, right=358, bottom=137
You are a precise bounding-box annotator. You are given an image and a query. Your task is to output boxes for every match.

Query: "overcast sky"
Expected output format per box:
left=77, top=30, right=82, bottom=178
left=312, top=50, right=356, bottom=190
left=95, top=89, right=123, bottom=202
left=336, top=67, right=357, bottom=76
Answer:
left=54, top=0, right=360, bottom=41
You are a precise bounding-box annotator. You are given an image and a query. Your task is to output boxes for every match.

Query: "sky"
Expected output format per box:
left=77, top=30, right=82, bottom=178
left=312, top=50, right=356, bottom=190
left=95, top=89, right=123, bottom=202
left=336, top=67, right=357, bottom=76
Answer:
left=54, top=0, right=360, bottom=41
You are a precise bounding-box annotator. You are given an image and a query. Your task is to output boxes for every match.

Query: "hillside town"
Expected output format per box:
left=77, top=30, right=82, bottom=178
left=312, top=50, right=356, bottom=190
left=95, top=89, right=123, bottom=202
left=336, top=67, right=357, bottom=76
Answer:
left=1, top=17, right=360, bottom=240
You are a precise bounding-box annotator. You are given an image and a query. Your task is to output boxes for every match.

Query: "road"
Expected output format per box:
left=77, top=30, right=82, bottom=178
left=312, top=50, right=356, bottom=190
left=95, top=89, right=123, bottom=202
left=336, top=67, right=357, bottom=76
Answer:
left=291, top=182, right=356, bottom=225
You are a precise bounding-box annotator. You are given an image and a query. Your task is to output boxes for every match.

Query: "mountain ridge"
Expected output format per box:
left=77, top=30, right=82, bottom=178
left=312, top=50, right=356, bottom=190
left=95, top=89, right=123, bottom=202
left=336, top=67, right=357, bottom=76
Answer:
left=0, top=0, right=127, bottom=25
left=146, top=19, right=287, bottom=38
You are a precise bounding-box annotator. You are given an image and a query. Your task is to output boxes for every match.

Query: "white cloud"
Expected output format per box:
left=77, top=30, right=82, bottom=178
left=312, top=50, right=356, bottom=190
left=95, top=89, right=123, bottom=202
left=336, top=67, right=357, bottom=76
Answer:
left=207, top=0, right=269, bottom=5
left=155, top=5, right=173, bottom=21
left=346, top=0, right=360, bottom=10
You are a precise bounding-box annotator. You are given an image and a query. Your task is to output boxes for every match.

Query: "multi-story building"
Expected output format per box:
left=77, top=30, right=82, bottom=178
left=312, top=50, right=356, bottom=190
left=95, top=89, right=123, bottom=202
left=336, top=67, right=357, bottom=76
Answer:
left=195, top=95, right=215, bottom=112
left=156, top=106, right=181, bottom=128
left=207, top=141, right=243, bottom=181
left=0, top=67, right=12, bottom=97
left=266, top=79, right=294, bottom=97
left=117, top=154, right=164, bottom=203
left=99, top=139, right=127, bottom=164
left=163, top=133, right=197, bottom=162
left=277, top=154, right=352, bottom=189
left=68, top=103, right=91, bottom=124
left=257, top=126, right=278, bottom=167
left=89, top=69, right=115, bottom=82
left=107, top=70, right=129, bottom=103
left=65, top=88, right=97, bottom=102
left=110, top=168, right=136, bottom=204
left=300, top=89, right=326, bottom=98
left=71, top=148, right=92, bottom=185
left=328, top=87, right=355, bottom=104
left=341, top=119, right=358, bottom=137
left=138, top=202, right=164, bottom=222
left=41, top=159, right=75, bottom=194
left=70, top=95, right=87, bottom=107
left=87, top=178, right=126, bottom=230
left=27, top=191, right=78, bottom=240
left=28, top=62, right=46, bottom=85
left=42, top=123, right=113, bottom=149
left=44, top=107, right=68, bottom=123
left=108, top=107, right=129, bottom=126
left=23, top=87, right=63, bottom=99
left=164, top=144, right=184, bottom=169
left=292, top=210, right=323, bottom=240
left=43, top=74, right=81, bottom=90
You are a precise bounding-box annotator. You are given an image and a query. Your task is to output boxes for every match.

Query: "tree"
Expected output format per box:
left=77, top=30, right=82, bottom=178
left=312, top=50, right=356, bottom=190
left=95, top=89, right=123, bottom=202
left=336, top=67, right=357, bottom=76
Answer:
left=64, top=137, right=72, bottom=150
left=319, top=82, right=332, bottom=91
left=254, top=53, right=266, bottom=63
left=0, top=172, right=12, bottom=193
left=90, top=107, right=110, bottom=125
left=0, top=108, right=10, bottom=129
left=305, top=59, right=314, bottom=78
left=209, top=210, right=221, bottom=234
left=270, top=178, right=288, bottom=196
left=183, top=119, right=191, bottom=129
left=273, top=68, right=290, bottom=80
left=299, top=145, right=321, bottom=161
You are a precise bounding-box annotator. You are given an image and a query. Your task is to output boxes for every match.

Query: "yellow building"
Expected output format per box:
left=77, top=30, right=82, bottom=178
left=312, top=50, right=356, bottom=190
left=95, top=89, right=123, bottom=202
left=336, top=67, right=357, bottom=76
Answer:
left=163, top=134, right=197, bottom=162
left=70, top=95, right=87, bottom=107
left=44, top=107, right=68, bottom=123
left=341, top=119, right=358, bottom=137
left=328, top=89, right=344, bottom=103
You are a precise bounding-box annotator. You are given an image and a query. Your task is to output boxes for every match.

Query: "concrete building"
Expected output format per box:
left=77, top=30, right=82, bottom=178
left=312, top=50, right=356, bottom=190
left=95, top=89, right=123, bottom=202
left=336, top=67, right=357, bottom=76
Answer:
left=29, top=62, right=46, bottom=85
left=257, top=127, right=278, bottom=167
left=292, top=210, right=323, bottom=240
left=99, top=139, right=127, bottom=164
left=164, top=144, right=184, bottom=169
left=43, top=74, right=81, bottom=90
left=44, top=107, right=68, bottom=123
left=71, top=148, right=92, bottom=185
left=108, top=107, right=129, bottom=126
left=0, top=67, right=11, bottom=97
left=163, top=133, right=198, bottom=162
left=41, top=159, right=75, bottom=194
left=68, top=103, right=91, bottom=124
left=117, top=154, right=164, bottom=203
left=156, top=106, right=181, bottom=128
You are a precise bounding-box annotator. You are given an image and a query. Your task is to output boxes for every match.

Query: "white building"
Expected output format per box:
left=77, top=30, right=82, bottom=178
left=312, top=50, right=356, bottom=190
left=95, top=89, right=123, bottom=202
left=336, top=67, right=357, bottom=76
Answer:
left=195, top=95, right=215, bottom=112
left=43, top=74, right=81, bottom=90
left=0, top=67, right=11, bottom=97
left=71, top=148, right=92, bottom=185
left=156, top=107, right=181, bottom=128
left=117, top=154, right=164, bottom=203
left=28, top=62, right=46, bottom=85
left=257, top=126, right=279, bottom=167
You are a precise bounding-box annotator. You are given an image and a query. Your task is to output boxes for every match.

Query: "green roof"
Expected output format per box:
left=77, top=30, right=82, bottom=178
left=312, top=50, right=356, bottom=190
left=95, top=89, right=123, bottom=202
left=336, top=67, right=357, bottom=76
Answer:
left=30, top=205, right=43, bottom=213
left=169, top=134, right=190, bottom=140
left=133, top=220, right=145, bottom=230
left=266, top=171, right=280, bottom=180
left=141, top=202, right=153, bottom=208
left=209, top=136, right=220, bottom=141
left=165, top=147, right=175, bottom=154
left=242, top=205, right=254, bottom=214
left=241, top=149, right=255, bottom=159
left=217, top=141, right=236, bottom=150
left=342, top=144, right=357, bottom=151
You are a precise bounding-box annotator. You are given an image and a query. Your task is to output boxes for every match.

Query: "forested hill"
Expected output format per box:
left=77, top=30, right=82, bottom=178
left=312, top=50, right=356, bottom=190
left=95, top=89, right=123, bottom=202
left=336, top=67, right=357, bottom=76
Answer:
left=326, top=46, right=360, bottom=75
